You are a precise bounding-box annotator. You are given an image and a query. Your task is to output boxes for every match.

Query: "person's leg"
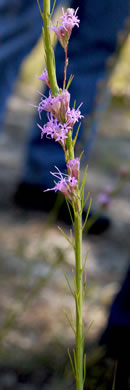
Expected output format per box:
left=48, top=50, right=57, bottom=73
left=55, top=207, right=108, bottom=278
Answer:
left=0, top=0, right=43, bottom=130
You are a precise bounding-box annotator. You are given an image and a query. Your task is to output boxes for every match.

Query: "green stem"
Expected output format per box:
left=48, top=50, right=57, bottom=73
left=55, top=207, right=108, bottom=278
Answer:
left=74, top=198, right=83, bottom=390
left=43, top=0, right=59, bottom=96
left=42, top=4, right=84, bottom=389
left=66, top=131, right=74, bottom=161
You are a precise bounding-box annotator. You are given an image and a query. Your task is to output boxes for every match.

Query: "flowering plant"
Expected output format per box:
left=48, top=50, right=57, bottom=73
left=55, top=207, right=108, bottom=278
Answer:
left=35, top=2, right=91, bottom=389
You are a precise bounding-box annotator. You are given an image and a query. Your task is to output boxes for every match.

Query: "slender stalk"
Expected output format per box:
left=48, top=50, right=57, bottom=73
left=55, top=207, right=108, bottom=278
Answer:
left=66, top=130, right=74, bottom=161
left=42, top=3, right=84, bottom=389
left=74, top=197, right=83, bottom=390
left=43, top=0, right=59, bottom=96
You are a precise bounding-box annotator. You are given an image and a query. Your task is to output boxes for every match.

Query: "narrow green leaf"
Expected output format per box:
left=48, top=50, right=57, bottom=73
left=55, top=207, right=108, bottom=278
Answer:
left=66, top=74, right=74, bottom=90
left=73, top=100, right=76, bottom=109
left=37, top=0, right=43, bottom=17
left=73, top=122, right=81, bottom=147
left=84, top=211, right=99, bottom=234
left=83, top=271, right=87, bottom=300
left=50, top=0, right=56, bottom=18
left=80, top=165, right=88, bottom=205
left=79, top=150, right=84, bottom=160
left=75, top=294, right=80, bottom=319
left=82, top=197, right=92, bottom=231
left=70, top=229, right=74, bottom=248
left=65, top=198, right=74, bottom=226
left=80, top=164, right=88, bottom=192
left=72, top=268, right=77, bottom=291
left=81, top=188, right=85, bottom=210
left=85, top=320, right=94, bottom=337
left=58, top=226, right=74, bottom=248
left=83, top=191, right=90, bottom=209
left=63, top=270, right=74, bottom=297
left=64, top=311, right=76, bottom=335
left=83, top=248, right=89, bottom=272
left=70, top=310, right=75, bottom=330
left=83, top=353, right=87, bottom=384
left=68, top=349, right=76, bottom=378
left=73, top=349, right=78, bottom=377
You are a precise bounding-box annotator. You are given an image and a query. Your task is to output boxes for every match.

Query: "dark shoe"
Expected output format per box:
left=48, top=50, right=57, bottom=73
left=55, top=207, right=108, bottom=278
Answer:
left=100, top=268, right=130, bottom=358
left=99, top=268, right=130, bottom=389
left=14, top=182, right=111, bottom=234
left=84, top=212, right=111, bottom=235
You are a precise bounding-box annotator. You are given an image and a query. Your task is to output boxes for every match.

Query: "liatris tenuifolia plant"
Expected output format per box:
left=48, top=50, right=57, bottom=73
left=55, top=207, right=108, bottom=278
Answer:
left=35, top=2, right=92, bottom=389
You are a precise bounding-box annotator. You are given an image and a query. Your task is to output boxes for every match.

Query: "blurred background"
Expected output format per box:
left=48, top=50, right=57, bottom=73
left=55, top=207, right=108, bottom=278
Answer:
left=0, top=1, right=130, bottom=389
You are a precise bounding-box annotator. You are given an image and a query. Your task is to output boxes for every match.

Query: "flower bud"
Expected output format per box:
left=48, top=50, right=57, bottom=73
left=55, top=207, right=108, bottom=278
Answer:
left=67, top=158, right=80, bottom=180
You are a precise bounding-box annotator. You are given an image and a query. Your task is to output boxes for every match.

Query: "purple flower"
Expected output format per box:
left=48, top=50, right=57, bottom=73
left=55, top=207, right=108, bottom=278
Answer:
left=68, top=176, right=78, bottom=190
left=67, top=105, right=83, bottom=128
left=51, top=8, right=80, bottom=48
left=38, top=90, right=70, bottom=123
left=97, top=193, right=112, bottom=208
left=37, top=114, right=70, bottom=147
left=67, top=158, right=80, bottom=180
left=44, top=166, right=78, bottom=200
left=38, top=67, right=50, bottom=88
left=54, top=178, right=72, bottom=198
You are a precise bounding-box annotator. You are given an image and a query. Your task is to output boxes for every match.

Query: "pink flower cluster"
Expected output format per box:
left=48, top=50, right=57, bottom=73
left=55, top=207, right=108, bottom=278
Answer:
left=67, top=157, right=80, bottom=180
left=38, top=114, right=70, bottom=147
left=38, top=89, right=70, bottom=122
left=44, top=161, right=80, bottom=200
left=51, top=8, right=80, bottom=49
left=37, top=87, right=83, bottom=149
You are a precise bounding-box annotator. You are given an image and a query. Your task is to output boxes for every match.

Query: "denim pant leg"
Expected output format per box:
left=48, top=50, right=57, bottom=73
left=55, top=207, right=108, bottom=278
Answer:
left=22, top=0, right=130, bottom=187
left=0, top=0, right=44, bottom=129
left=0, top=61, right=20, bottom=129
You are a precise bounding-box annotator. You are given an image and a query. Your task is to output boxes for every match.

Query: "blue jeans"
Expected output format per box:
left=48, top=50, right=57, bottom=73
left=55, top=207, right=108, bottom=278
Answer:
left=0, top=0, right=129, bottom=186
